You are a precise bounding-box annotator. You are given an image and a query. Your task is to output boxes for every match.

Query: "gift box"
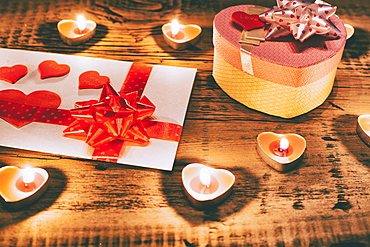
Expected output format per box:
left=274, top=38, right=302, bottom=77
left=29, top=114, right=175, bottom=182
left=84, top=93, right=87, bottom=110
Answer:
left=0, top=49, right=196, bottom=171
left=212, top=2, right=347, bottom=118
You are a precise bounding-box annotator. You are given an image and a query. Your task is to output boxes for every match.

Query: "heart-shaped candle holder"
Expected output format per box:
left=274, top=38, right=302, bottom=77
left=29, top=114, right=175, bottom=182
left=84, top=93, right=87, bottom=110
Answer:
left=257, top=132, right=306, bottom=172
left=57, top=19, right=96, bottom=45
left=344, top=23, right=355, bottom=40
left=357, top=115, right=370, bottom=146
left=182, top=163, right=235, bottom=209
left=162, top=23, right=202, bottom=50
left=0, top=166, right=49, bottom=210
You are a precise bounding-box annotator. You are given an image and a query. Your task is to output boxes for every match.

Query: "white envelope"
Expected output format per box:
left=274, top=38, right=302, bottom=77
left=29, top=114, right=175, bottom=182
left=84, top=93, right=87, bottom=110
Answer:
left=0, top=48, right=196, bottom=170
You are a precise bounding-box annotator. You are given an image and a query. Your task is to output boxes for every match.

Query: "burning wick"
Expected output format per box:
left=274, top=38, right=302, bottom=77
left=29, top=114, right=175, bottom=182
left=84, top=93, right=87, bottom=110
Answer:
left=170, top=19, right=185, bottom=40
left=17, top=167, right=37, bottom=192
left=199, top=168, right=211, bottom=194
left=76, top=15, right=87, bottom=34
left=273, top=137, right=290, bottom=157
left=23, top=167, right=35, bottom=185
left=171, top=19, right=180, bottom=37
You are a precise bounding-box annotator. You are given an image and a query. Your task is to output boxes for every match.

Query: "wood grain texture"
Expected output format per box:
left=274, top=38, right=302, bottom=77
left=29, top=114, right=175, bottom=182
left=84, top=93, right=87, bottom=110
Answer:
left=0, top=0, right=369, bottom=246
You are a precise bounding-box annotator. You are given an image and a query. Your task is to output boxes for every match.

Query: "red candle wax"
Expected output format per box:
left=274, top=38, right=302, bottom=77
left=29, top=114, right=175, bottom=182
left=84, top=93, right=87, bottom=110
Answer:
left=269, top=139, right=293, bottom=157
left=16, top=172, right=46, bottom=193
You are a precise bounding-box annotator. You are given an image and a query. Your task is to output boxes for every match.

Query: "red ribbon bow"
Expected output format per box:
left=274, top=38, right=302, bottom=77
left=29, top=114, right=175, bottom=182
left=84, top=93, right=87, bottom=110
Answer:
left=259, top=0, right=341, bottom=42
left=63, top=83, right=157, bottom=162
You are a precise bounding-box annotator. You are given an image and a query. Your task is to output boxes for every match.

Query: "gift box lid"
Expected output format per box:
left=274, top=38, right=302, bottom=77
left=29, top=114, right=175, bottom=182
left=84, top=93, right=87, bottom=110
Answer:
left=213, top=4, right=347, bottom=87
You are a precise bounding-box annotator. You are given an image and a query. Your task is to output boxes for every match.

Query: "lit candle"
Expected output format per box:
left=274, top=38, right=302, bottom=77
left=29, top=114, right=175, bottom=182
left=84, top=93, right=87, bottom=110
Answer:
left=271, top=137, right=291, bottom=157
left=344, top=23, right=355, bottom=40
left=257, top=132, right=306, bottom=172
left=357, top=115, right=370, bottom=146
left=0, top=166, right=49, bottom=210
left=182, top=163, right=235, bottom=208
left=162, top=19, right=202, bottom=50
left=57, top=14, right=97, bottom=45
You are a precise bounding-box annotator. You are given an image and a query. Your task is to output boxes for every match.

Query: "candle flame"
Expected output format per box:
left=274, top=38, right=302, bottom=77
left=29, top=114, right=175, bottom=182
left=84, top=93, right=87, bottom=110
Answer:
left=199, top=168, right=211, bottom=187
left=76, top=14, right=86, bottom=31
left=22, top=167, right=35, bottom=184
left=171, top=19, right=180, bottom=37
left=279, top=137, right=289, bottom=151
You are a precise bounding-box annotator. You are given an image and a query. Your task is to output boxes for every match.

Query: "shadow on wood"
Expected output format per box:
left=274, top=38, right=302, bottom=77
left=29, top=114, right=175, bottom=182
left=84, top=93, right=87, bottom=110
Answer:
left=0, top=167, right=67, bottom=230
left=160, top=159, right=260, bottom=226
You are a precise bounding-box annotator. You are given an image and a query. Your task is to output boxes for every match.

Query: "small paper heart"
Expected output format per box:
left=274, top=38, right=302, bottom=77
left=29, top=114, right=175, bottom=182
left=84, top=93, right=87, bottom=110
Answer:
left=0, top=89, right=62, bottom=128
left=0, top=64, right=28, bottom=84
left=182, top=163, right=235, bottom=208
left=0, top=166, right=49, bottom=210
left=78, top=71, right=111, bottom=89
left=38, top=60, right=70, bottom=79
left=232, top=11, right=265, bottom=31
left=257, top=132, right=306, bottom=172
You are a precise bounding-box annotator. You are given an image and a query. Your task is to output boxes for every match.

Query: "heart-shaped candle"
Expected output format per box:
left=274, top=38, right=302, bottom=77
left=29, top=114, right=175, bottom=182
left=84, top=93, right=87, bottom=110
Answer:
left=0, top=166, right=49, bottom=210
left=57, top=15, right=96, bottom=45
left=257, top=132, right=306, bottom=172
left=162, top=19, right=202, bottom=50
left=357, top=115, right=370, bottom=146
left=182, top=163, right=235, bottom=208
left=344, top=23, right=355, bottom=40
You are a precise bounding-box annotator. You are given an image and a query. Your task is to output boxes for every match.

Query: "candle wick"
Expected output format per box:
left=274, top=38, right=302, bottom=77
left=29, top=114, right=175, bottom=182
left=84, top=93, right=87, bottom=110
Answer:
left=199, top=183, right=211, bottom=194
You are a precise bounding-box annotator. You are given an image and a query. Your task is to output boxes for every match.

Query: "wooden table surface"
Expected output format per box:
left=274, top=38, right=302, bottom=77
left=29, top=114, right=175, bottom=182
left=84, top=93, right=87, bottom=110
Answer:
left=0, top=0, right=369, bottom=246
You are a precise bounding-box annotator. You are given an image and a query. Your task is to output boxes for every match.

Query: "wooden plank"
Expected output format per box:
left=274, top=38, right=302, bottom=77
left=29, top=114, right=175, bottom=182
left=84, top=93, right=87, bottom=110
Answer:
left=0, top=0, right=369, bottom=246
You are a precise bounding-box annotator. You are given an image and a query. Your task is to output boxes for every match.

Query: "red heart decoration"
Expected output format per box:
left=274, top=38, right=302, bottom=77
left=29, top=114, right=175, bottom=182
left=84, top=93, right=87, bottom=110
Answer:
left=38, top=60, right=70, bottom=79
left=0, top=89, right=61, bottom=128
left=0, top=65, right=28, bottom=84
left=232, top=11, right=265, bottom=31
left=78, top=71, right=111, bottom=89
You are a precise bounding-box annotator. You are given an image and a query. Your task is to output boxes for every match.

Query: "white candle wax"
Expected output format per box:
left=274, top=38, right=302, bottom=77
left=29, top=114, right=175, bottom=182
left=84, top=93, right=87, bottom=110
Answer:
left=182, top=163, right=235, bottom=208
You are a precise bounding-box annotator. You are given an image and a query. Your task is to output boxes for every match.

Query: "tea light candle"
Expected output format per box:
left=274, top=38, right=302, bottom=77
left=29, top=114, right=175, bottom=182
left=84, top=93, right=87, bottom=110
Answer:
left=182, top=163, right=235, bottom=208
left=357, top=115, right=370, bottom=146
left=162, top=19, right=202, bottom=50
left=57, top=14, right=97, bottom=45
left=0, top=166, right=49, bottom=210
left=257, top=132, right=306, bottom=172
left=344, top=23, right=355, bottom=40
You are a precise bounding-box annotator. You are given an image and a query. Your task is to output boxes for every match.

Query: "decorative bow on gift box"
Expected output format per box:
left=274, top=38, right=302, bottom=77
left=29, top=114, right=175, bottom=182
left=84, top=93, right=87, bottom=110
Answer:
left=259, top=0, right=341, bottom=42
left=63, top=83, right=157, bottom=162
